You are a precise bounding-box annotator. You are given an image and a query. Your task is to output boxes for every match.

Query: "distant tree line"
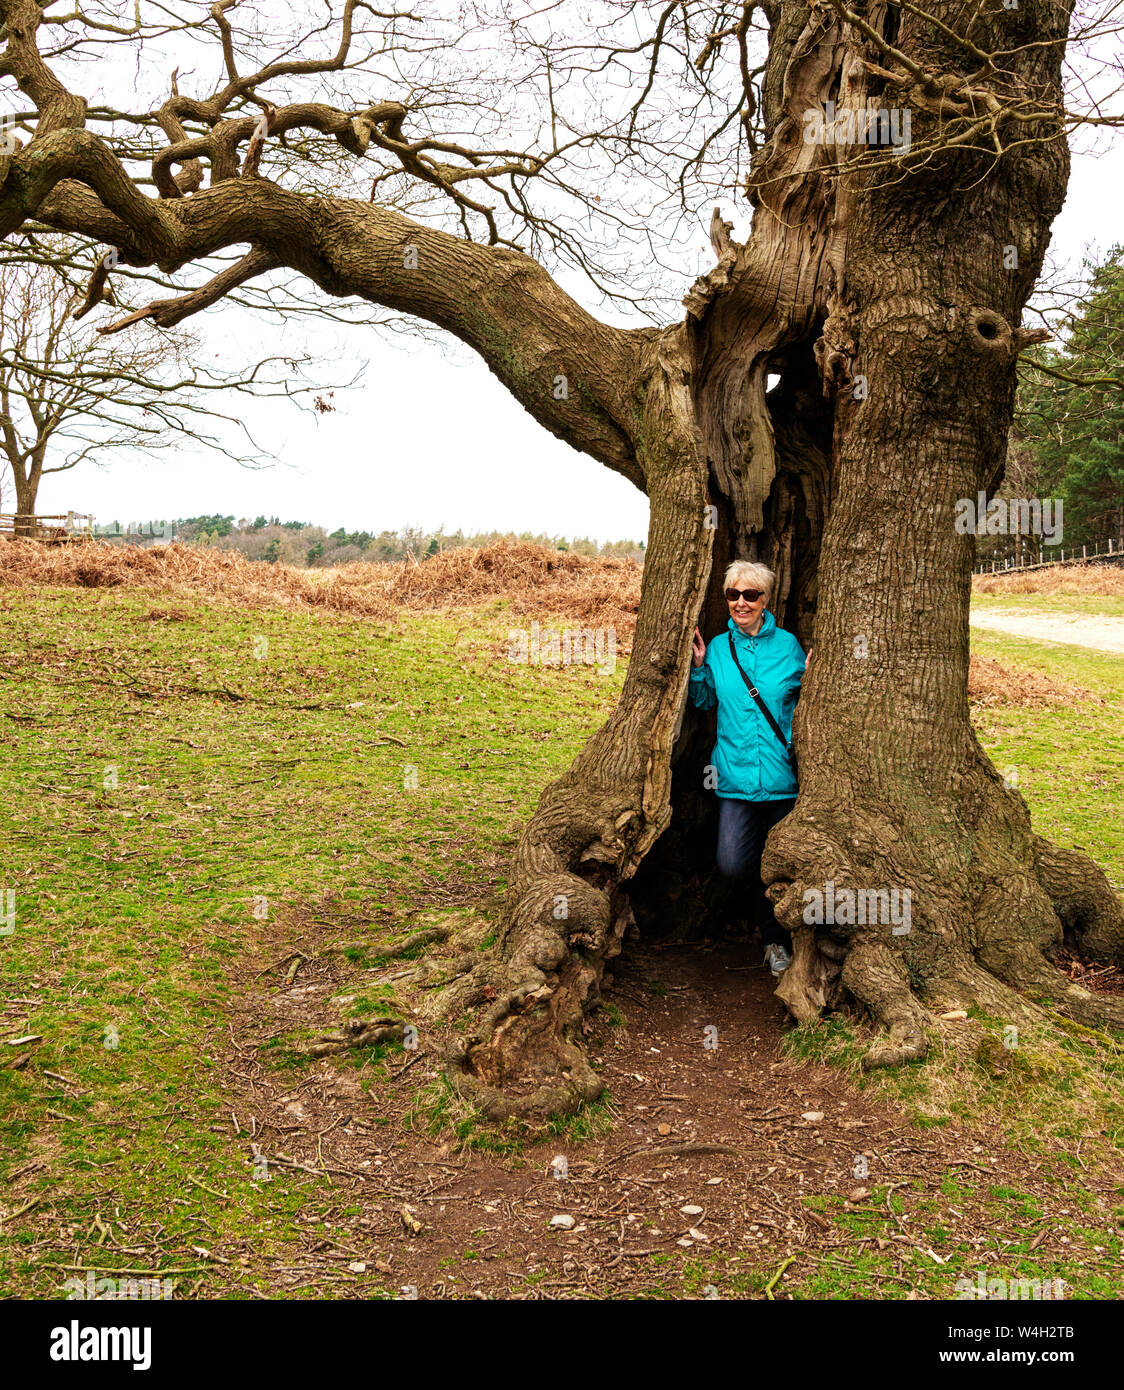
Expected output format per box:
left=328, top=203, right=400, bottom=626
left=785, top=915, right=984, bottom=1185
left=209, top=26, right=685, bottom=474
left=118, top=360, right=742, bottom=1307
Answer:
left=98, top=514, right=647, bottom=567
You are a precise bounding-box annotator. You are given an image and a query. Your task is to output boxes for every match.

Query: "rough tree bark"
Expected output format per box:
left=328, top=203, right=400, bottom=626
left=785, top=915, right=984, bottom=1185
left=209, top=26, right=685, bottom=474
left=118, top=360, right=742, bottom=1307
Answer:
left=435, top=0, right=1124, bottom=1118
left=10, top=465, right=40, bottom=536
left=3, top=0, right=1121, bottom=1121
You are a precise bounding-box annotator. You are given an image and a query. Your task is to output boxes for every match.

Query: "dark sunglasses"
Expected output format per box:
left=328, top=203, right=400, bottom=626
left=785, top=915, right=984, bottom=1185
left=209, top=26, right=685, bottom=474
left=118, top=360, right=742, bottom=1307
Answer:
left=725, top=587, right=764, bottom=603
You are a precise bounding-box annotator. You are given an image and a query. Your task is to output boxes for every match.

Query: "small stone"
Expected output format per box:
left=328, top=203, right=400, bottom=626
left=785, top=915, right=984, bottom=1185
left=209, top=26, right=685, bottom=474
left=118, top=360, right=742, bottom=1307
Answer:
left=801, top=1111, right=824, bottom=1123
left=676, top=1238, right=693, bottom=1248
left=658, top=1123, right=672, bottom=1135
left=549, top=1214, right=576, bottom=1230
left=706, top=1178, right=722, bottom=1185
left=348, top=1261, right=367, bottom=1273
left=688, top=1228, right=709, bottom=1242
left=680, top=1205, right=704, bottom=1216
left=940, top=1009, right=968, bottom=1021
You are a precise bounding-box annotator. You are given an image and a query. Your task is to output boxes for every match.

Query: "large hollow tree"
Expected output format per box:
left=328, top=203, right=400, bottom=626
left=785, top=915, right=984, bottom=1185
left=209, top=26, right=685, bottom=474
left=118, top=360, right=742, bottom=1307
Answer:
left=4, top=0, right=1121, bottom=1119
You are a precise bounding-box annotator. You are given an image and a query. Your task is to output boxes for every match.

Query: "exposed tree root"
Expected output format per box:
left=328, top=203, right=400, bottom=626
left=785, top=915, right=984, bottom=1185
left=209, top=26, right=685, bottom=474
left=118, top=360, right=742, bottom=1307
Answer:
left=308, top=1017, right=408, bottom=1057
left=437, top=890, right=632, bottom=1121
left=322, top=926, right=449, bottom=959
left=761, top=754, right=1124, bottom=1072
left=1032, top=837, right=1124, bottom=966
left=841, top=940, right=931, bottom=1070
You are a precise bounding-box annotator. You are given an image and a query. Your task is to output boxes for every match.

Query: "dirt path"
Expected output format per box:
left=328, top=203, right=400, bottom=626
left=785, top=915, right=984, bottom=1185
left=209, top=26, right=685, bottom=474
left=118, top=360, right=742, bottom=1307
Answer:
left=189, top=921, right=1120, bottom=1300
left=970, top=607, right=1124, bottom=654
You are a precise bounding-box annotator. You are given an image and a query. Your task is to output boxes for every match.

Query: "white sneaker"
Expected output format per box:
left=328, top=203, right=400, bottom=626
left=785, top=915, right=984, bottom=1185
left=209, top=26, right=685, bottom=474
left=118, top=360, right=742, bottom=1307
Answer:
left=764, top=943, right=791, bottom=977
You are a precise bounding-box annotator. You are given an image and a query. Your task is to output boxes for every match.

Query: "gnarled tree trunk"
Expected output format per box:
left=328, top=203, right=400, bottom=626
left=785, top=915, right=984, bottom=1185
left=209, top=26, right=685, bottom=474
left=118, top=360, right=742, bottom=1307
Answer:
left=435, top=0, right=1124, bottom=1119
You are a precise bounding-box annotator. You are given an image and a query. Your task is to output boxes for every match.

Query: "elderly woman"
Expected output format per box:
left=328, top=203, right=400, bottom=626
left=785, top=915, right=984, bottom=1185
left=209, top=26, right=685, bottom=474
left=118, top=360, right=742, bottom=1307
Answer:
left=689, top=561, right=806, bottom=977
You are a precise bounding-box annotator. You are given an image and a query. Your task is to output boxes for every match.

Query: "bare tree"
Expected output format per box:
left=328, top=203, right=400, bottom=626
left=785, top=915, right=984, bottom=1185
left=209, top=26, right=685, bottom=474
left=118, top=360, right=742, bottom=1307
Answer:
left=0, top=233, right=362, bottom=532
left=1, top=0, right=1122, bottom=1119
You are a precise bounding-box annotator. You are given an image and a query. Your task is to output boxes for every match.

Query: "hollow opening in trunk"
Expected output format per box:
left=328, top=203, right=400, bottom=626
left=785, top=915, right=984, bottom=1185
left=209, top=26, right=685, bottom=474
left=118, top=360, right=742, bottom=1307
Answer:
left=624, top=727, right=794, bottom=950
left=625, top=355, right=828, bottom=950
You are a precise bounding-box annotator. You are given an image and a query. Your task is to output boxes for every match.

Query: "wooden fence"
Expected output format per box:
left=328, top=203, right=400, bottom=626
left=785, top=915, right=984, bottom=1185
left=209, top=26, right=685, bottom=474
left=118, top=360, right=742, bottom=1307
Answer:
left=0, top=511, right=95, bottom=543
left=974, top=540, right=1122, bottom=576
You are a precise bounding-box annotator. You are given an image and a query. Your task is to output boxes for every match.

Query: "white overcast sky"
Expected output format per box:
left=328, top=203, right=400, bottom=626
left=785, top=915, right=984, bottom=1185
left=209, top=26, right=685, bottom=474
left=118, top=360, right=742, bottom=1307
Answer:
left=34, top=53, right=1124, bottom=542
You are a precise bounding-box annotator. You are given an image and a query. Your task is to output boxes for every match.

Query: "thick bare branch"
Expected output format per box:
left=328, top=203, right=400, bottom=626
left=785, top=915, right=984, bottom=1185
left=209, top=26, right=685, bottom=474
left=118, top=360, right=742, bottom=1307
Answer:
left=32, top=166, right=649, bottom=482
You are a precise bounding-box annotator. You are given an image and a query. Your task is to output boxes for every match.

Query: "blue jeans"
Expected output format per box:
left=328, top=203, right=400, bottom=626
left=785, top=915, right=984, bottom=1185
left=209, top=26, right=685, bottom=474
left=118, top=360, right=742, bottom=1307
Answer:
left=715, top=796, right=795, bottom=949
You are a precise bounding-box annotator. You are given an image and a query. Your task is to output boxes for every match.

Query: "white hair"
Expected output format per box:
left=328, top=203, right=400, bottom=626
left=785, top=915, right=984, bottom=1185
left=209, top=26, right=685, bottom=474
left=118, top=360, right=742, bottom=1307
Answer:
left=723, top=560, right=775, bottom=597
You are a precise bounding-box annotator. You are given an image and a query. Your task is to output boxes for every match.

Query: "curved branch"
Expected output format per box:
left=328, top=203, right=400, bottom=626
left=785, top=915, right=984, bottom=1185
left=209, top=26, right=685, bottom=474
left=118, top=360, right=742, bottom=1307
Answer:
left=29, top=147, right=651, bottom=484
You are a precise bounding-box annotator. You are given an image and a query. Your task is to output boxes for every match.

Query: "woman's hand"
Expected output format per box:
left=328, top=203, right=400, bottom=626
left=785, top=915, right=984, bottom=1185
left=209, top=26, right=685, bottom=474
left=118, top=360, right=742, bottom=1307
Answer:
left=692, top=627, right=706, bottom=668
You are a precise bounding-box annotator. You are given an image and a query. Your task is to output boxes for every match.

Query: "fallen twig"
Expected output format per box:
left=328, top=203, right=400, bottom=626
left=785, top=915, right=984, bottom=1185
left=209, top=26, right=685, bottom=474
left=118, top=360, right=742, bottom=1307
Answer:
left=599, top=1140, right=742, bottom=1172
left=2, top=1195, right=45, bottom=1222
left=764, top=1255, right=797, bottom=1300
left=37, top=1263, right=207, bottom=1277
left=389, top=1050, right=429, bottom=1081
left=186, top=1174, right=230, bottom=1201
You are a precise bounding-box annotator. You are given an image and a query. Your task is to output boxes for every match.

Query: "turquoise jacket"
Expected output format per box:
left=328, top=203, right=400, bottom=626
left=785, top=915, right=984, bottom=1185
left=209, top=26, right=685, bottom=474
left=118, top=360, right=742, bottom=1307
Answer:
left=688, top=611, right=806, bottom=800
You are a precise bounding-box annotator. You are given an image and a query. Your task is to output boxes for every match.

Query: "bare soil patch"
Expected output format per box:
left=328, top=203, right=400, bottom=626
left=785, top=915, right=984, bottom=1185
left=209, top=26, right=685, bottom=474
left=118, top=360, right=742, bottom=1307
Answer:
left=969, top=608, right=1124, bottom=656
left=198, top=906, right=1121, bottom=1299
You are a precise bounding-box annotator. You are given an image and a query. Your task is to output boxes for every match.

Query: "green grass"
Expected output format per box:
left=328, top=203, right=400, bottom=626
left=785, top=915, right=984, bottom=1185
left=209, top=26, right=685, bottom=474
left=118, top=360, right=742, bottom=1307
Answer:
left=969, top=628, right=1124, bottom=885
left=1, top=579, right=1121, bottom=1298
left=972, top=591, right=1124, bottom=619
left=671, top=1176, right=1121, bottom=1300
left=0, top=585, right=624, bottom=1296
left=783, top=1009, right=1124, bottom=1173
left=623, top=1172, right=1121, bottom=1298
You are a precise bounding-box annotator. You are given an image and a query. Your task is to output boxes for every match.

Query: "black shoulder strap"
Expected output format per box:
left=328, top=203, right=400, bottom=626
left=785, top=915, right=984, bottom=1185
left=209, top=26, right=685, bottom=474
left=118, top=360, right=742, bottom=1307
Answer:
left=727, top=632, right=792, bottom=755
